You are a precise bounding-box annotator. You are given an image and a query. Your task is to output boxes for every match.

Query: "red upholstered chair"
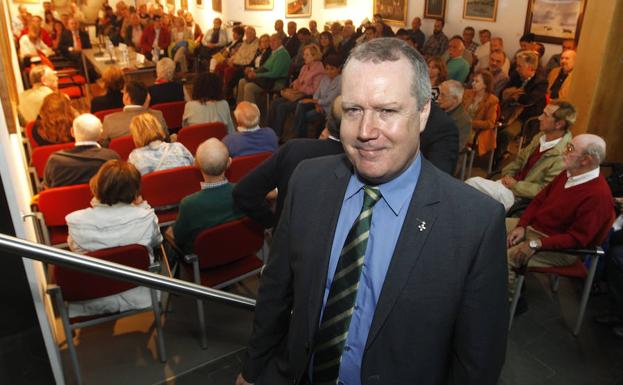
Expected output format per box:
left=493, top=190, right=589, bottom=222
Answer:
left=181, top=217, right=264, bottom=347
left=140, top=166, right=203, bottom=226
left=93, top=108, right=123, bottom=122
left=24, top=121, right=38, bottom=150
left=109, top=135, right=136, bottom=160
left=151, top=101, right=185, bottom=133
left=34, top=183, right=92, bottom=247
left=177, top=122, right=227, bottom=155
left=225, top=152, right=272, bottom=183
left=30, top=142, right=75, bottom=190
left=48, top=244, right=166, bottom=385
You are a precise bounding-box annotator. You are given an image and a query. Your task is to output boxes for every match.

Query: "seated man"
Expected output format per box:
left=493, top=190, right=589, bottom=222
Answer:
left=198, top=17, right=229, bottom=62
left=18, top=65, right=57, bottom=124
left=506, top=134, right=614, bottom=299
left=444, top=36, right=471, bottom=83
left=43, top=114, right=120, bottom=188
left=547, top=50, right=575, bottom=102
left=169, top=138, right=243, bottom=253
left=148, top=58, right=185, bottom=106
left=420, top=102, right=460, bottom=176
left=223, top=102, right=278, bottom=157
left=466, top=101, right=575, bottom=211
left=437, top=79, right=471, bottom=150
left=58, top=17, right=91, bottom=66
left=102, top=81, right=168, bottom=145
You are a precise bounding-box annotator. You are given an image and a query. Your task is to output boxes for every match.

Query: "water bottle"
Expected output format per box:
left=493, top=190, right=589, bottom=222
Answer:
left=152, top=47, right=160, bottom=62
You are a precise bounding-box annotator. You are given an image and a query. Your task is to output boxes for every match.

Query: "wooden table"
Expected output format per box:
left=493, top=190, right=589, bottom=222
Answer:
left=81, top=46, right=156, bottom=100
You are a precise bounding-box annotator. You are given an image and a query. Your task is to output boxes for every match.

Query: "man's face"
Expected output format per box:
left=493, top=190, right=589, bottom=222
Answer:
left=563, top=137, right=588, bottom=172
left=298, top=32, right=311, bottom=44
left=411, top=17, right=421, bottom=30
left=434, top=20, right=443, bottom=33
left=538, top=104, right=560, bottom=133
left=340, top=58, right=429, bottom=184
left=489, top=52, right=504, bottom=72
left=448, top=39, right=462, bottom=58
left=274, top=20, right=283, bottom=31
left=560, top=50, right=576, bottom=73
left=365, top=28, right=375, bottom=40
left=245, top=28, right=256, bottom=41
left=479, top=32, right=490, bottom=44
left=269, top=35, right=281, bottom=50
left=68, top=19, right=78, bottom=31
left=309, top=20, right=317, bottom=31
left=463, top=29, right=474, bottom=44
left=437, top=83, right=456, bottom=111
left=324, top=64, right=340, bottom=79
left=519, top=40, right=532, bottom=51
left=516, top=60, right=534, bottom=80
left=562, top=40, right=575, bottom=52
left=213, top=18, right=221, bottom=29
left=490, top=38, right=502, bottom=52
left=287, top=22, right=297, bottom=36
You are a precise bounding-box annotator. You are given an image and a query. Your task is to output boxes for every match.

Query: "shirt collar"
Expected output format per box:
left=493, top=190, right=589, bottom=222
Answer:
left=75, top=141, right=101, bottom=148
left=123, top=105, right=145, bottom=111
left=200, top=179, right=229, bottom=189
left=239, top=125, right=261, bottom=132
left=565, top=168, right=600, bottom=189
left=344, top=153, right=422, bottom=216
left=328, top=135, right=340, bottom=142
left=539, top=135, right=562, bottom=152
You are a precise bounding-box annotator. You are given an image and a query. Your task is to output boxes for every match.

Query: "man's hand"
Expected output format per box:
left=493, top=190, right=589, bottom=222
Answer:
left=500, top=175, right=517, bottom=188
left=510, top=241, right=536, bottom=266
left=235, top=373, right=253, bottom=385
left=299, top=98, right=314, bottom=104
left=507, top=226, right=526, bottom=248
left=247, top=70, right=257, bottom=80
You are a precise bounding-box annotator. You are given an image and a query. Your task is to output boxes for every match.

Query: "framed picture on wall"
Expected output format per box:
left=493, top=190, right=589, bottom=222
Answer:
left=463, top=0, right=498, bottom=22
left=286, top=0, right=312, bottom=18
left=181, top=0, right=188, bottom=10
left=524, top=0, right=587, bottom=44
left=245, top=0, right=274, bottom=10
left=424, top=0, right=446, bottom=19
left=196, top=0, right=203, bottom=8
left=212, top=0, right=222, bottom=12
left=373, top=0, right=407, bottom=25
left=325, top=0, right=346, bottom=8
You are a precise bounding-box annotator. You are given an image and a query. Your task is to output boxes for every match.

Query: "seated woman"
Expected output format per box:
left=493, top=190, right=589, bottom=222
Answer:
left=148, top=58, right=185, bottom=106
left=169, top=16, right=193, bottom=74
left=293, top=54, right=342, bottom=138
left=223, top=101, right=278, bottom=157
left=267, top=44, right=325, bottom=137
left=32, top=93, right=76, bottom=146
left=427, top=56, right=447, bottom=102
left=65, top=160, right=162, bottom=317
left=91, top=66, right=125, bottom=113
left=209, top=25, right=245, bottom=73
left=128, top=113, right=194, bottom=175
left=182, top=72, right=235, bottom=133
left=462, top=70, right=499, bottom=158
left=318, top=31, right=337, bottom=60
left=214, top=26, right=259, bottom=100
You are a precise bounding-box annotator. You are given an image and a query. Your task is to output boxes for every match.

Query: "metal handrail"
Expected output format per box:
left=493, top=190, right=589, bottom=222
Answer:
left=0, top=233, right=256, bottom=310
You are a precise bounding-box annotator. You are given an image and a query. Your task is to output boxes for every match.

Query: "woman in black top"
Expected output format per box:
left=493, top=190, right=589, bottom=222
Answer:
left=90, top=66, right=125, bottom=114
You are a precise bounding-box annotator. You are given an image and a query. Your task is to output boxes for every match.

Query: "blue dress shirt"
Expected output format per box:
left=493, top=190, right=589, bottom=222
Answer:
left=319, top=153, right=422, bottom=385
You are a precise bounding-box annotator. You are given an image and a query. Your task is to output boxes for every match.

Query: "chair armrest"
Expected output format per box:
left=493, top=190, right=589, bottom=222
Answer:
left=513, top=246, right=605, bottom=274
left=46, top=283, right=61, bottom=295
left=183, top=254, right=197, bottom=264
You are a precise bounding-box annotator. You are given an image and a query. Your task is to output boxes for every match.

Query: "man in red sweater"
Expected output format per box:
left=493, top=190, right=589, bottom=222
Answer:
left=506, top=133, right=614, bottom=297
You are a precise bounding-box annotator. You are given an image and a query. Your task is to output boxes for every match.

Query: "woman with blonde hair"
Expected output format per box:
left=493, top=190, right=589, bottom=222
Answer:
left=65, top=160, right=162, bottom=317
left=267, top=43, right=325, bottom=136
left=127, top=113, right=193, bottom=175
left=32, top=93, right=76, bottom=146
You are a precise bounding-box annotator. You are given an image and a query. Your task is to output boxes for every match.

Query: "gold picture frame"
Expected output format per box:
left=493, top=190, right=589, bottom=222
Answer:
left=245, top=0, right=274, bottom=10
left=286, top=0, right=312, bottom=18
left=463, top=0, right=498, bottom=22
left=373, top=0, right=408, bottom=25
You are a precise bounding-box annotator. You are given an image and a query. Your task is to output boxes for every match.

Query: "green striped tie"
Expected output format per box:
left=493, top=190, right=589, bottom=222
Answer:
left=313, top=186, right=381, bottom=384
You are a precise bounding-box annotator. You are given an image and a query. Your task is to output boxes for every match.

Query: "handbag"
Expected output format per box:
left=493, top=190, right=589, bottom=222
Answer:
left=280, top=88, right=305, bottom=102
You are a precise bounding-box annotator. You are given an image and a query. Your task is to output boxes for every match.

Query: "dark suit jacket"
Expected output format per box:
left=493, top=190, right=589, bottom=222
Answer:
left=90, top=90, right=124, bottom=113
left=43, top=145, right=120, bottom=188
left=58, top=29, right=92, bottom=58
left=233, top=138, right=344, bottom=228
left=148, top=81, right=185, bottom=106
left=504, top=72, right=548, bottom=122
left=242, top=156, right=508, bottom=385
left=421, top=103, right=459, bottom=175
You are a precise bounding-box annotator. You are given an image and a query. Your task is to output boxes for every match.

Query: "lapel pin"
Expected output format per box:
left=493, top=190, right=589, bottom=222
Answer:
left=416, top=218, right=427, bottom=232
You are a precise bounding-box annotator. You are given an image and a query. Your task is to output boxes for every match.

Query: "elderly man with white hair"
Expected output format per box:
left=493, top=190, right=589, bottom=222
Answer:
left=437, top=80, right=471, bottom=150
left=223, top=101, right=278, bottom=157
left=148, top=57, right=185, bottom=105
left=506, top=133, right=615, bottom=303
left=169, top=138, right=243, bottom=253
left=43, top=114, right=120, bottom=188
left=18, top=65, right=57, bottom=124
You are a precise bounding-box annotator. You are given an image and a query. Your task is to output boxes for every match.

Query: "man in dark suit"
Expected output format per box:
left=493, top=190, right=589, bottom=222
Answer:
left=237, top=38, right=507, bottom=385
left=58, top=18, right=91, bottom=65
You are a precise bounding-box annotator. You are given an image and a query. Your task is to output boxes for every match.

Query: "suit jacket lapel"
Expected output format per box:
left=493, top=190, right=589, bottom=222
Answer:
left=364, top=160, right=441, bottom=351
left=307, top=156, right=352, bottom=342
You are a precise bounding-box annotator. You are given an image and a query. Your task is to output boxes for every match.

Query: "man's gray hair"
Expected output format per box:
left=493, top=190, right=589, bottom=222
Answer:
left=29, top=65, right=47, bottom=85
left=234, top=101, right=261, bottom=128
left=344, top=37, right=431, bottom=111
left=156, top=57, right=176, bottom=81
left=441, top=80, right=464, bottom=101
left=327, top=95, right=342, bottom=138
left=73, top=113, right=103, bottom=141
left=579, top=134, right=607, bottom=166
left=516, top=50, right=539, bottom=69
left=550, top=100, right=577, bottom=130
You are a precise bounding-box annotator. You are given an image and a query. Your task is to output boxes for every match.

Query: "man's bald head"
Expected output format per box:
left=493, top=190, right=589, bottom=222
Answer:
left=72, top=114, right=103, bottom=142
left=575, top=134, right=606, bottom=167
left=196, top=138, right=230, bottom=177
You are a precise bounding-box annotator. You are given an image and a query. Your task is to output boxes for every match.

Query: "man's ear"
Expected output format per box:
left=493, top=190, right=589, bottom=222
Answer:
left=418, top=100, right=432, bottom=133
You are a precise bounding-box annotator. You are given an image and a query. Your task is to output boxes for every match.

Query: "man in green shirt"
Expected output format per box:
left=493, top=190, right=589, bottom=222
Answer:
left=446, top=36, right=470, bottom=83
left=169, top=138, right=243, bottom=253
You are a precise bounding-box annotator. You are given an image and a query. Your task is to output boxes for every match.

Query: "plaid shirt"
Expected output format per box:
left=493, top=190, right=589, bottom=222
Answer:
left=466, top=41, right=479, bottom=54
left=422, top=32, right=449, bottom=57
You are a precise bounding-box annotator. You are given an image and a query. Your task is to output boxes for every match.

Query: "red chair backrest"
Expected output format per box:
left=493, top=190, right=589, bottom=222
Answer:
left=94, top=108, right=123, bottom=122
left=52, top=244, right=150, bottom=301
left=31, top=142, right=75, bottom=179
left=141, top=166, right=203, bottom=208
left=24, top=121, right=37, bottom=149
left=177, top=122, right=227, bottom=155
left=152, top=101, right=185, bottom=132
left=109, top=135, right=136, bottom=160
left=193, top=217, right=264, bottom=269
left=37, top=183, right=93, bottom=227
left=226, top=152, right=272, bottom=182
